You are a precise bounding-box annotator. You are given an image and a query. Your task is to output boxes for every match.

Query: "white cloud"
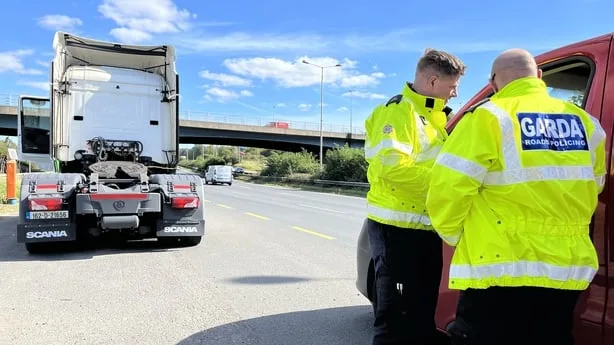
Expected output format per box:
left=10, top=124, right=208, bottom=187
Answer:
left=17, top=81, right=50, bottom=91
left=223, top=56, right=385, bottom=88
left=343, top=91, right=387, bottom=100
left=204, top=87, right=253, bottom=103
left=199, top=70, right=252, bottom=87
left=36, top=60, right=50, bottom=68
left=337, top=106, right=349, bottom=112
left=98, top=0, right=196, bottom=43
left=37, top=15, right=83, bottom=31
left=173, top=32, right=328, bottom=54
left=109, top=28, right=152, bottom=44
left=275, top=103, right=287, bottom=108
left=298, top=104, right=312, bottom=112
left=0, top=50, right=44, bottom=75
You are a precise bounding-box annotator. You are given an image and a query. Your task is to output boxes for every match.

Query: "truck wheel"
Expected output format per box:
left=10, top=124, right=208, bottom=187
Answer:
left=158, top=236, right=202, bottom=248
left=25, top=243, right=47, bottom=254
left=181, top=236, right=202, bottom=247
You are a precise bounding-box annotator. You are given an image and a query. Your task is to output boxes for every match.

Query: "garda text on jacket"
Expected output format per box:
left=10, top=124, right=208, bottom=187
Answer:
left=518, top=112, right=589, bottom=151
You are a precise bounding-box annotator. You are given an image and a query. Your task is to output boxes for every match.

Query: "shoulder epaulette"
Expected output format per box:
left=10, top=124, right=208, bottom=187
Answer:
left=462, top=97, right=490, bottom=115
left=385, top=94, right=403, bottom=107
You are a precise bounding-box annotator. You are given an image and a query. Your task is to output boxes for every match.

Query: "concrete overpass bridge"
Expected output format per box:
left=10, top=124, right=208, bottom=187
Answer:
left=0, top=93, right=366, bottom=155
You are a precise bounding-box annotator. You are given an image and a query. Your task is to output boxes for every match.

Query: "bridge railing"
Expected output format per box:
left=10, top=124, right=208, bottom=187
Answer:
left=0, top=91, right=366, bottom=135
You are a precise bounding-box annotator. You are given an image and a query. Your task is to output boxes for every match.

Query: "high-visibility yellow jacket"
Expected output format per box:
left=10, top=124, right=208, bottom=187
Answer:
left=426, top=77, right=606, bottom=291
left=365, top=83, right=453, bottom=230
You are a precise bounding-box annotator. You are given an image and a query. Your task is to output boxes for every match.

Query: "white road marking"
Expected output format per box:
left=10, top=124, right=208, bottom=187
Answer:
left=299, top=203, right=344, bottom=214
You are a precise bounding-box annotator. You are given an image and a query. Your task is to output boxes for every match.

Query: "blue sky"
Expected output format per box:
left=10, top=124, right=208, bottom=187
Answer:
left=0, top=0, right=612, bottom=135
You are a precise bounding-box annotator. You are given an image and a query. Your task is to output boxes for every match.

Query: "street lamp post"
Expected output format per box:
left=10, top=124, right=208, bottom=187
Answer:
left=349, top=89, right=353, bottom=139
left=302, top=59, right=342, bottom=170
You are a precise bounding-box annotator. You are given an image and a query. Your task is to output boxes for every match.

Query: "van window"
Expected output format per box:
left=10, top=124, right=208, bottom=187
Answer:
left=464, top=59, right=593, bottom=111
left=541, top=60, right=592, bottom=108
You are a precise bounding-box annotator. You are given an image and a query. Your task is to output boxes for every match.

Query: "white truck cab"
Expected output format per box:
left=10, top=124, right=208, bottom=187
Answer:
left=204, top=165, right=232, bottom=185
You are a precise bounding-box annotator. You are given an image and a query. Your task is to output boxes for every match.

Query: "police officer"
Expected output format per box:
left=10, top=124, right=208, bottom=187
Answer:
left=426, top=48, right=606, bottom=345
left=364, top=48, right=466, bottom=344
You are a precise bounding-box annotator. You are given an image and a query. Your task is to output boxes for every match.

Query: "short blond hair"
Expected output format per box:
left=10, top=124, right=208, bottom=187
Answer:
left=417, top=49, right=466, bottom=77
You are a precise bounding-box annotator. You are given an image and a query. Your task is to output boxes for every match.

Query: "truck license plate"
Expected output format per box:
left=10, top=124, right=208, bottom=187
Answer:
left=26, top=211, right=69, bottom=220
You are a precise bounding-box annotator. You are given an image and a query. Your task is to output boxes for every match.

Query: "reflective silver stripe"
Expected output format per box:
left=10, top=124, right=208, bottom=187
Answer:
left=480, top=102, right=522, bottom=170
left=367, top=204, right=431, bottom=226
left=587, top=115, right=606, bottom=167
left=435, top=152, right=487, bottom=182
left=450, top=261, right=597, bottom=283
left=480, top=101, right=598, bottom=185
left=483, top=166, right=595, bottom=185
left=596, top=173, right=606, bottom=189
left=416, top=145, right=441, bottom=163
left=365, top=139, right=413, bottom=159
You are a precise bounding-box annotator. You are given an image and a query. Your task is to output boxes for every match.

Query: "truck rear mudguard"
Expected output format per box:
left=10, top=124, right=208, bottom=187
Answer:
left=149, top=174, right=206, bottom=239
left=17, top=173, right=84, bottom=244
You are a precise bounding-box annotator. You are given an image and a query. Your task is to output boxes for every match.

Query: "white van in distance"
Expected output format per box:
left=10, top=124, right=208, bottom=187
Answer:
left=204, top=165, right=233, bottom=185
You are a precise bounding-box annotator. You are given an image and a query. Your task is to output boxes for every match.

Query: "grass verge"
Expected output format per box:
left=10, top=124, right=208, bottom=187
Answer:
left=234, top=175, right=368, bottom=198
left=235, top=159, right=265, bottom=172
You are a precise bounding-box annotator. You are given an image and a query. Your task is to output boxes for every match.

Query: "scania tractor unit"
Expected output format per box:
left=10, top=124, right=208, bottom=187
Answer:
left=16, top=31, right=205, bottom=253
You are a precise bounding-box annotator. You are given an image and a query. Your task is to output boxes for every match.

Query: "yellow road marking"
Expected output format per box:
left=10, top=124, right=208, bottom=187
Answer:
left=217, top=203, right=232, bottom=209
left=291, top=226, right=335, bottom=240
left=246, top=212, right=270, bottom=220
left=203, top=199, right=211, bottom=203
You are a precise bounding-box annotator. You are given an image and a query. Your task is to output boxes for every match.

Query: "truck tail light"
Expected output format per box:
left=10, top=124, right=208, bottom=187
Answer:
left=29, top=198, right=63, bottom=211
left=171, top=196, right=199, bottom=209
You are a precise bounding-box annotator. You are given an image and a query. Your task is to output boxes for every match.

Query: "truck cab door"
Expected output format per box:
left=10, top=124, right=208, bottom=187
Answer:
left=17, top=95, right=54, bottom=172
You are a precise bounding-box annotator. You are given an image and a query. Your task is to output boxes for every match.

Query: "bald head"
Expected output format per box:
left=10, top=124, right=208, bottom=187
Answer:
left=490, top=49, right=540, bottom=90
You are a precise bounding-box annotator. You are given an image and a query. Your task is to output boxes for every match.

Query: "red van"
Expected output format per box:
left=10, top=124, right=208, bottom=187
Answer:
left=355, top=32, right=614, bottom=344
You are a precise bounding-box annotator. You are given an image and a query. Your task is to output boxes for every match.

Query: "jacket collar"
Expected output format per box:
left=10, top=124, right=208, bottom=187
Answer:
left=403, top=82, right=452, bottom=131
left=403, top=82, right=452, bottom=117
left=491, top=76, right=549, bottom=99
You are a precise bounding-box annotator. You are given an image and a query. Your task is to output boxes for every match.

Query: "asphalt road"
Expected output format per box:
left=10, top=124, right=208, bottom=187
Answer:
left=0, top=178, right=373, bottom=345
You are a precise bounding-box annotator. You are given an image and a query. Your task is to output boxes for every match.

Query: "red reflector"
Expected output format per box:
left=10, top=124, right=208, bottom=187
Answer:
left=90, top=193, right=148, bottom=201
left=171, top=196, right=199, bottom=209
left=29, top=198, right=62, bottom=211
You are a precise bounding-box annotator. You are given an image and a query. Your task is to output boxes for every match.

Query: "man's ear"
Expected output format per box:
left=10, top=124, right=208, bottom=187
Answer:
left=428, top=75, right=437, bottom=88
left=537, top=69, right=543, bottom=79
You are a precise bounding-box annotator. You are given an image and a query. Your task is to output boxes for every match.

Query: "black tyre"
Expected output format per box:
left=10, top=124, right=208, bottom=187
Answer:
left=158, top=236, right=202, bottom=248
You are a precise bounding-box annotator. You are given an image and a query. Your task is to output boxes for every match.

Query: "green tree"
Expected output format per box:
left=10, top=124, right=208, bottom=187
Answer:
left=321, top=145, right=367, bottom=182
left=569, top=94, right=584, bottom=107
left=261, top=150, right=319, bottom=177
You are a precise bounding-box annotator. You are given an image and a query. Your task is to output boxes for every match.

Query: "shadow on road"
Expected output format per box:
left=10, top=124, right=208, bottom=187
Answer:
left=176, top=305, right=373, bottom=345
left=225, top=275, right=312, bottom=285
left=0, top=215, right=179, bottom=262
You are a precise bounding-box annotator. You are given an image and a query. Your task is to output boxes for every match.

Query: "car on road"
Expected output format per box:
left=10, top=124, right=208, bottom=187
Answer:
left=232, top=167, right=245, bottom=176
left=356, top=32, right=614, bottom=345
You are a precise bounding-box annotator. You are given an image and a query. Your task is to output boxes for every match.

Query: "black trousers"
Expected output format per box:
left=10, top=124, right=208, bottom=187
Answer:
left=367, top=218, right=443, bottom=345
left=448, top=286, right=581, bottom=345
